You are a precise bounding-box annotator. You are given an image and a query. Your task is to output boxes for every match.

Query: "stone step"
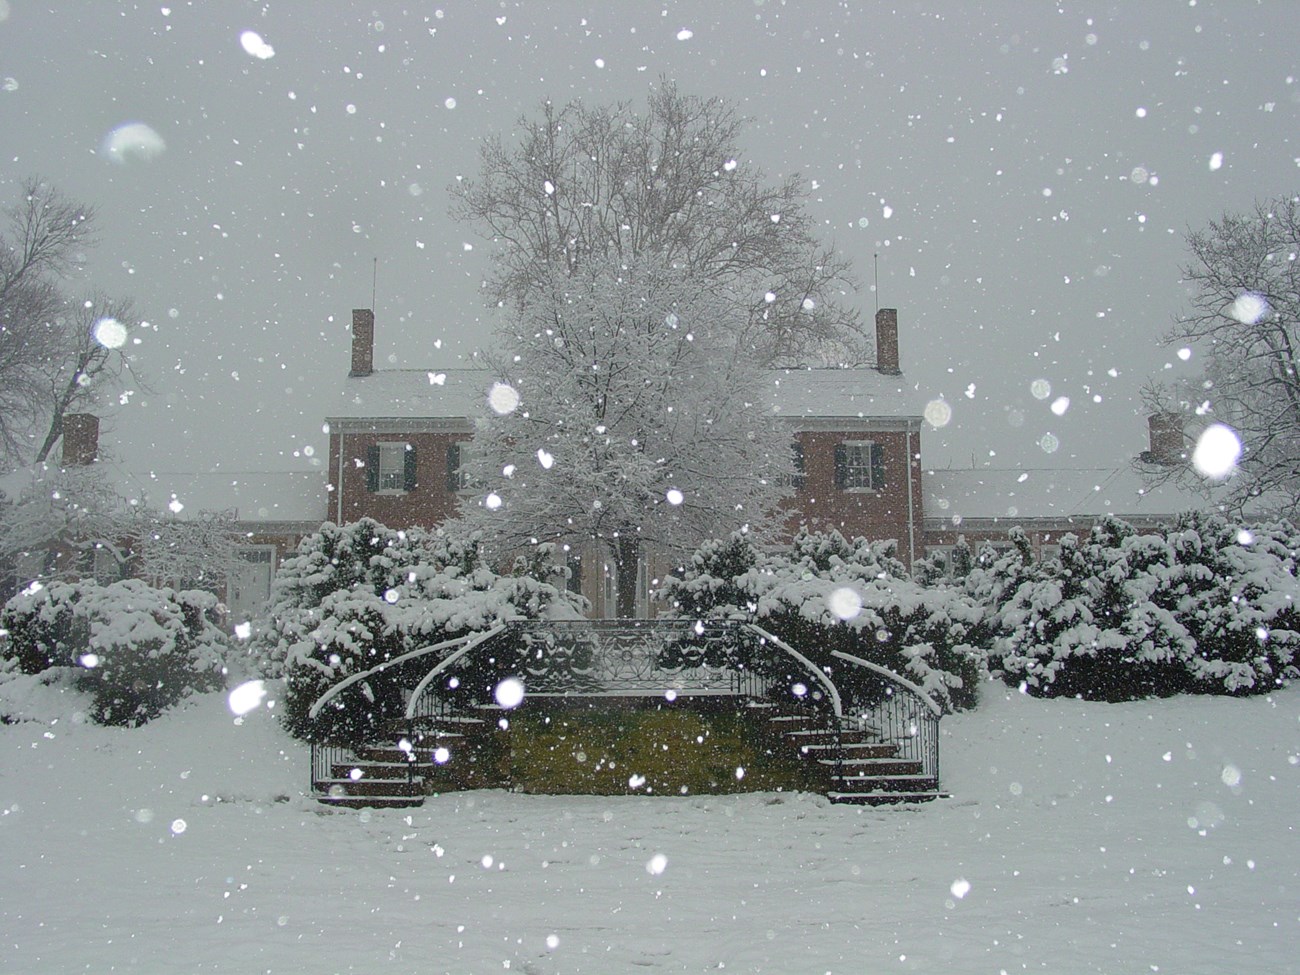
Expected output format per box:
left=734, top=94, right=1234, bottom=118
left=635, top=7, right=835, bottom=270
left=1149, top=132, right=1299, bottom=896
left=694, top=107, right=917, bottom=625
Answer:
left=827, top=790, right=947, bottom=806
left=831, top=773, right=939, bottom=792
left=795, top=742, right=899, bottom=758
left=357, top=743, right=459, bottom=764
left=316, top=793, right=426, bottom=810
left=782, top=728, right=877, bottom=746
left=818, top=758, right=923, bottom=776
left=331, top=761, right=435, bottom=780
left=315, top=777, right=425, bottom=798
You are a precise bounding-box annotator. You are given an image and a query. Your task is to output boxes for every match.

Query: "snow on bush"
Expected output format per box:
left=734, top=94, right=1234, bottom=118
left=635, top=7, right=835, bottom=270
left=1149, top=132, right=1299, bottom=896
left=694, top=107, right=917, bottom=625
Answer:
left=264, top=519, right=584, bottom=744
left=990, top=514, right=1299, bottom=699
left=663, top=530, right=986, bottom=711
left=0, top=578, right=227, bottom=725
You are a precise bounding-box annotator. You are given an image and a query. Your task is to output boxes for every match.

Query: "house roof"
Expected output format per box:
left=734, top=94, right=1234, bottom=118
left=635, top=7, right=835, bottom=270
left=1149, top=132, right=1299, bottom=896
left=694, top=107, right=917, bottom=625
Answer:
left=327, top=366, right=923, bottom=423
left=924, top=464, right=1211, bottom=527
left=117, top=469, right=326, bottom=525
left=328, top=368, right=491, bottom=421
left=1, top=462, right=325, bottom=530
left=766, top=368, right=922, bottom=419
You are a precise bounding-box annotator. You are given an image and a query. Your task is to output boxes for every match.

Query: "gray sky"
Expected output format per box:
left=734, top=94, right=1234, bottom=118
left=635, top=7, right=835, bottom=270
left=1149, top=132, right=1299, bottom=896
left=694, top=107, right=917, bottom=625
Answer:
left=1, top=0, right=1296, bottom=482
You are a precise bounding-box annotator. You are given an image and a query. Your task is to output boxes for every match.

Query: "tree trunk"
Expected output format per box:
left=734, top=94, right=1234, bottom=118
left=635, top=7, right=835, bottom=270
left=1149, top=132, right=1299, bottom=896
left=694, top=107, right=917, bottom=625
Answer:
left=613, top=534, right=640, bottom=619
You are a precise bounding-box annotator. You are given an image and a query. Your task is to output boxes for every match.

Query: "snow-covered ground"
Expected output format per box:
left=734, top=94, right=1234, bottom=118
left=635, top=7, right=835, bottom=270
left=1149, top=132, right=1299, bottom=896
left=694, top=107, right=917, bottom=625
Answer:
left=2, top=678, right=1297, bottom=974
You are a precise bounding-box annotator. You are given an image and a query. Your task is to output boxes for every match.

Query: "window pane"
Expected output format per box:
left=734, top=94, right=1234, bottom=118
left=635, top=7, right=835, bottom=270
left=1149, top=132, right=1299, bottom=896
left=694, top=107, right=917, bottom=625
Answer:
left=378, top=443, right=405, bottom=490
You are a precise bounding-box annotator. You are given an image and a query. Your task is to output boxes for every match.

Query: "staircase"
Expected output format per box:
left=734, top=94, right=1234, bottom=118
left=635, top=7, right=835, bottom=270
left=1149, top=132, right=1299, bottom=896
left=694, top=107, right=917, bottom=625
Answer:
left=309, top=619, right=946, bottom=808
left=313, top=714, right=500, bottom=809
left=765, top=706, right=946, bottom=805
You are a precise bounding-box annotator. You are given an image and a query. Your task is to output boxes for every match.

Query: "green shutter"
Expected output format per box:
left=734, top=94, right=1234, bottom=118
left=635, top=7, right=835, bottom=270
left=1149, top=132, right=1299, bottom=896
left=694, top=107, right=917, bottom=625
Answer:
left=403, top=445, right=418, bottom=492
left=792, top=439, right=806, bottom=491
left=446, top=442, right=461, bottom=493
left=833, top=443, right=847, bottom=489
left=365, top=445, right=380, bottom=492
left=870, top=443, right=886, bottom=489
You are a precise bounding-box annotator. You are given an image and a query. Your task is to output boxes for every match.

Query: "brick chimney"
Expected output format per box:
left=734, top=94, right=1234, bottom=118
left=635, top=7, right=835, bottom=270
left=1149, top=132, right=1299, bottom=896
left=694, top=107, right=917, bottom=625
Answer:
left=350, top=308, right=375, bottom=377
left=1145, top=412, right=1185, bottom=464
left=875, top=307, right=900, bottom=375
left=61, top=413, right=100, bottom=466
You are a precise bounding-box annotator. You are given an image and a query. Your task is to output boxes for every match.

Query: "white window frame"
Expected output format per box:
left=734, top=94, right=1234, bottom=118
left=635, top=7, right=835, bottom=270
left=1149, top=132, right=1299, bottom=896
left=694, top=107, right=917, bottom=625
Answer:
left=454, top=440, right=477, bottom=493
left=377, top=442, right=408, bottom=494
left=840, top=439, right=880, bottom=492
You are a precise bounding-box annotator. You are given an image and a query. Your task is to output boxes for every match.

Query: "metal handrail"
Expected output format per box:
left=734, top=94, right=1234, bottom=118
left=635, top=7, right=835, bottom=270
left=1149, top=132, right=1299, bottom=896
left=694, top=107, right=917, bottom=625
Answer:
left=307, top=624, right=509, bottom=720
left=403, top=623, right=512, bottom=721
left=830, top=649, right=941, bottom=782
left=829, top=650, right=943, bottom=716
left=746, top=623, right=844, bottom=718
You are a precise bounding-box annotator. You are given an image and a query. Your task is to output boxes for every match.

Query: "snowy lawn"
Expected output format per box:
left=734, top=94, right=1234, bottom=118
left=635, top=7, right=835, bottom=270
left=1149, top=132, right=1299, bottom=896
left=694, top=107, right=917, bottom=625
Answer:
left=2, top=680, right=1297, bottom=974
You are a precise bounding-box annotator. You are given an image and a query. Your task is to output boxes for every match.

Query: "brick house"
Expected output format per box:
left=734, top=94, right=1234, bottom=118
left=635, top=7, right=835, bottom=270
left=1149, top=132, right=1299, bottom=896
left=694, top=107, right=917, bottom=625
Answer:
left=325, top=308, right=927, bottom=616
left=4, top=308, right=1204, bottom=622
left=322, top=306, right=1215, bottom=615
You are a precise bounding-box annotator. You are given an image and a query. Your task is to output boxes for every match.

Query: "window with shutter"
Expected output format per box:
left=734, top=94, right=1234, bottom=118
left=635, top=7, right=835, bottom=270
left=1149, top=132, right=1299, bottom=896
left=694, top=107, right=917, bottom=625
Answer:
left=371, top=442, right=413, bottom=493
left=836, top=440, right=885, bottom=491
left=791, top=439, right=806, bottom=490
left=447, top=440, right=475, bottom=492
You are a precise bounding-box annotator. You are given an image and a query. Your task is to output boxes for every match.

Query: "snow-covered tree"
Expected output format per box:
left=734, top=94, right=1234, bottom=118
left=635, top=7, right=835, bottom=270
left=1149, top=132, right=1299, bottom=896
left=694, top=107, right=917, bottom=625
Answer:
left=0, top=461, right=131, bottom=586
left=1144, top=196, right=1300, bottom=516
left=452, top=85, right=867, bottom=367
left=0, top=178, right=138, bottom=471
left=458, top=258, right=794, bottom=617
left=135, top=510, right=243, bottom=593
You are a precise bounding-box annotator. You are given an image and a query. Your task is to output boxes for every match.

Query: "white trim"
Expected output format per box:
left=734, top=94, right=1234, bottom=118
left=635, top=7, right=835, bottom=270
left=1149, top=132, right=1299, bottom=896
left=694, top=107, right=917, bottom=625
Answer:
left=778, top=417, right=922, bottom=433
left=839, top=439, right=881, bottom=492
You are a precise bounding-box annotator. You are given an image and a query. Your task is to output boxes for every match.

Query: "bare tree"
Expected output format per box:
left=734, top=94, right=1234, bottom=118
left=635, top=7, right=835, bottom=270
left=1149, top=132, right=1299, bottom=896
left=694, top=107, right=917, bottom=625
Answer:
left=458, top=257, right=794, bottom=618
left=452, top=84, right=866, bottom=367
left=135, top=510, right=243, bottom=593
left=1143, top=195, right=1300, bottom=515
left=0, top=178, right=138, bottom=471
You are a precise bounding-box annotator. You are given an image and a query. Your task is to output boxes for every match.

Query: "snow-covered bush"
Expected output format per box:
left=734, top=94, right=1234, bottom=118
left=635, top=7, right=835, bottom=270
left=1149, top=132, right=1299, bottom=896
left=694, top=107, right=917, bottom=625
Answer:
left=1, top=579, right=86, bottom=674
left=990, top=514, right=1299, bottom=700
left=0, top=578, right=227, bottom=725
left=1162, top=512, right=1300, bottom=693
left=663, top=529, right=987, bottom=711
left=269, top=520, right=584, bottom=744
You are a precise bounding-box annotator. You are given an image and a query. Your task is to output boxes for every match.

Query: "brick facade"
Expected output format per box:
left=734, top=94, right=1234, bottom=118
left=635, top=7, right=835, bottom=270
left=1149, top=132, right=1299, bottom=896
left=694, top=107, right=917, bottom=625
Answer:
left=326, top=427, right=471, bottom=527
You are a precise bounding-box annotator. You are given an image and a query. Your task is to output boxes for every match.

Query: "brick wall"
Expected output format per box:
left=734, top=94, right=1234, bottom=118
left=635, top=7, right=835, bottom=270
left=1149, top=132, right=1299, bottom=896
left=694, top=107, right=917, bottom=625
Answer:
left=784, top=428, right=923, bottom=563
left=327, top=429, right=471, bottom=528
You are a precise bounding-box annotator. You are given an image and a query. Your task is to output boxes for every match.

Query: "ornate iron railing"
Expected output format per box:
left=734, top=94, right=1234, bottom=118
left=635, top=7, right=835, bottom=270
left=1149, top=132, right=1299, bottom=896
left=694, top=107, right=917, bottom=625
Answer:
left=306, top=619, right=943, bottom=797
left=831, top=650, right=942, bottom=781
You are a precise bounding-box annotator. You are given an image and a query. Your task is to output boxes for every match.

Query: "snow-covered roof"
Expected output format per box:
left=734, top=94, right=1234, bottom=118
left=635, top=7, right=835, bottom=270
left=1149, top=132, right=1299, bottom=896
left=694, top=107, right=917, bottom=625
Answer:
left=766, top=368, right=922, bottom=420
left=328, top=366, right=921, bottom=423
left=924, top=464, right=1211, bottom=525
left=117, top=469, right=326, bottom=525
left=328, top=368, right=491, bottom=421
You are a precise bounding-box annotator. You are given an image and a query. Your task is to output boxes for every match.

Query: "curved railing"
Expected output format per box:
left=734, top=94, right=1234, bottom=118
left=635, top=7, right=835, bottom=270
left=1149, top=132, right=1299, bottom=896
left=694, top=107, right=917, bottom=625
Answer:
left=401, top=618, right=843, bottom=728
left=305, top=618, right=943, bottom=798
left=830, top=650, right=941, bottom=781
left=307, top=624, right=510, bottom=720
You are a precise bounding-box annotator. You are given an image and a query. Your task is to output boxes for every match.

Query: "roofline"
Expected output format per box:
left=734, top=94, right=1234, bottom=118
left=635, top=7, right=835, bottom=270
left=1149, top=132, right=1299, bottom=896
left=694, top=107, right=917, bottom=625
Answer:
left=326, top=417, right=475, bottom=434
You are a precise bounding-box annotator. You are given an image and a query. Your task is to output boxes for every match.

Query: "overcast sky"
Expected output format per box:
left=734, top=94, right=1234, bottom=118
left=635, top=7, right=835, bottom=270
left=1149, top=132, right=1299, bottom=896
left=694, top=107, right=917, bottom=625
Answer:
left=1, top=1, right=1296, bottom=482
